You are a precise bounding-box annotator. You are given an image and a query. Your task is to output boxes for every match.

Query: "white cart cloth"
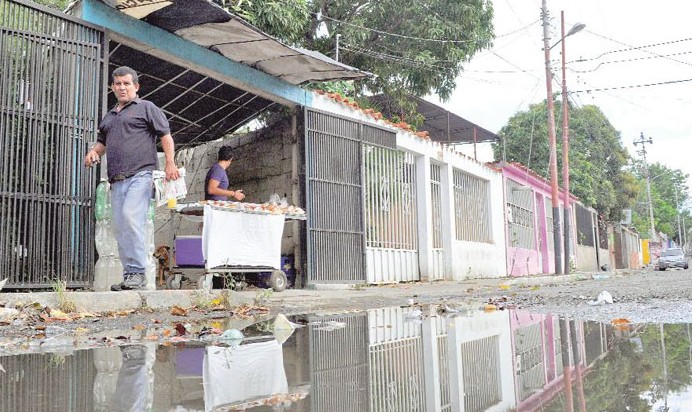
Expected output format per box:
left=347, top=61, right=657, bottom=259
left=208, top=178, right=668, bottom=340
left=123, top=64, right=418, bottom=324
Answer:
left=203, top=341, right=288, bottom=409
left=202, top=205, right=285, bottom=269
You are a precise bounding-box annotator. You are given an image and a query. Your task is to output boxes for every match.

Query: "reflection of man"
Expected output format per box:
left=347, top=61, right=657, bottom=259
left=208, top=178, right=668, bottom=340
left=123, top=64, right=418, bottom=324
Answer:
left=205, top=146, right=245, bottom=201
left=111, top=345, right=147, bottom=412
left=84, top=66, right=179, bottom=291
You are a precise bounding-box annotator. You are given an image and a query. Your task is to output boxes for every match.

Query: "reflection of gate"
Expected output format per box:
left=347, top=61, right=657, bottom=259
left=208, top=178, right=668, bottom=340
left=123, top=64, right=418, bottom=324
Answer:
left=461, top=336, right=501, bottom=412
left=430, top=163, right=444, bottom=279
left=305, top=109, right=396, bottom=283
left=310, top=313, right=369, bottom=411
left=364, top=145, right=418, bottom=283
left=0, top=350, right=96, bottom=410
left=368, top=307, right=426, bottom=411
left=0, top=0, right=103, bottom=287
left=515, top=323, right=545, bottom=401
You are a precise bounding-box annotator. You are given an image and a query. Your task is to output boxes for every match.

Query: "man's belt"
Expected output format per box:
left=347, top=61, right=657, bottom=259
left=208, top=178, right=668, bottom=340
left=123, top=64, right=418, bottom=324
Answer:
left=109, top=172, right=135, bottom=183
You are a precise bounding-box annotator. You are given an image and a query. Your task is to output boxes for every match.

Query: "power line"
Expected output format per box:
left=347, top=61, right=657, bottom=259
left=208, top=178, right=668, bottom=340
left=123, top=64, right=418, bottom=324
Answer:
left=568, top=50, right=692, bottom=74
left=571, top=77, right=692, bottom=94
left=492, top=51, right=540, bottom=80
left=565, top=36, right=692, bottom=65
left=582, top=30, right=692, bottom=68
left=316, top=12, right=536, bottom=45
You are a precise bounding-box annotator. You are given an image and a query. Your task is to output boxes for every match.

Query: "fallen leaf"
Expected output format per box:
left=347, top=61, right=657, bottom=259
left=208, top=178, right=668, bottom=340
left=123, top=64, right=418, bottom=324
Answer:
left=152, top=319, right=162, bottom=324
left=210, top=297, right=223, bottom=306
left=174, top=323, right=187, bottom=336
left=75, top=328, right=88, bottom=333
left=145, top=335, right=159, bottom=341
left=483, top=304, right=498, bottom=312
left=611, top=318, right=630, bottom=325
left=500, top=285, right=511, bottom=290
left=115, top=336, right=129, bottom=340
left=133, top=325, right=145, bottom=331
left=163, top=329, right=172, bottom=337
left=170, top=306, right=188, bottom=316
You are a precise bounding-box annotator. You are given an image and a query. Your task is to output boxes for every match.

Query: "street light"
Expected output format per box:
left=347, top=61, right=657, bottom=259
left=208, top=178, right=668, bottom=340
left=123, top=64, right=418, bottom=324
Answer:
left=552, top=11, right=585, bottom=274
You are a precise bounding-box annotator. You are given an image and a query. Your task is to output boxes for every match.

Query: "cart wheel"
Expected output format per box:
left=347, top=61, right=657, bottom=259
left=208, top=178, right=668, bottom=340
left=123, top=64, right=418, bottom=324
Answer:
left=269, top=270, right=287, bottom=292
left=166, top=274, right=182, bottom=290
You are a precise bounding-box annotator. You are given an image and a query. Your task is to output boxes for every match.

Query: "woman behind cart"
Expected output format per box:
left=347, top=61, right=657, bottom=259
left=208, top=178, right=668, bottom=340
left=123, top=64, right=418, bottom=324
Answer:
left=205, top=146, right=246, bottom=201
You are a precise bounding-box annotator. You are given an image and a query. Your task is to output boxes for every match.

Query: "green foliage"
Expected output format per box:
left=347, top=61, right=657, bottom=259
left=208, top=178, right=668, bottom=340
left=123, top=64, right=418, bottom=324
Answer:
left=218, top=0, right=494, bottom=120
left=493, top=99, right=639, bottom=221
left=630, top=162, right=689, bottom=240
left=28, top=0, right=69, bottom=10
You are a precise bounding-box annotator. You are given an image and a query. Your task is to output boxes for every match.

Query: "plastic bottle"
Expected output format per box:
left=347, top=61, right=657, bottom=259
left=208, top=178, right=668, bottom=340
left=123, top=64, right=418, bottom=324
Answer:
left=94, top=180, right=123, bottom=291
left=144, top=199, right=156, bottom=290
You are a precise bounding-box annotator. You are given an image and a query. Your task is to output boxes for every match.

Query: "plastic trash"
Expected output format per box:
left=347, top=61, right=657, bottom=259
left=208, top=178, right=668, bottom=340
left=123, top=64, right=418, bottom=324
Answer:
left=587, top=290, right=614, bottom=305
left=313, top=321, right=347, bottom=332
left=268, top=193, right=281, bottom=206
left=219, top=329, right=244, bottom=347
left=0, top=278, right=7, bottom=292
left=591, top=274, right=609, bottom=280
left=273, top=314, right=300, bottom=344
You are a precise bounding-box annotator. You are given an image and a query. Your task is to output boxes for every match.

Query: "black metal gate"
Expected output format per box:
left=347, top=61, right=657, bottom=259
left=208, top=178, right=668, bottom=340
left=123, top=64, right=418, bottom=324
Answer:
left=0, top=0, right=104, bottom=287
left=304, top=108, right=395, bottom=283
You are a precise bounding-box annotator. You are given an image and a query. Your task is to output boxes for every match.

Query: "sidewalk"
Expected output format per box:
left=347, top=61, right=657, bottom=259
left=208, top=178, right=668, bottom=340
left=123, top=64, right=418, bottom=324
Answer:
left=0, top=269, right=639, bottom=315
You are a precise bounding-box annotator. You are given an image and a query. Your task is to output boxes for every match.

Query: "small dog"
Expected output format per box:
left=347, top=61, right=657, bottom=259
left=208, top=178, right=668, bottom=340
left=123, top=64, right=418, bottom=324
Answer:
left=153, top=245, right=173, bottom=287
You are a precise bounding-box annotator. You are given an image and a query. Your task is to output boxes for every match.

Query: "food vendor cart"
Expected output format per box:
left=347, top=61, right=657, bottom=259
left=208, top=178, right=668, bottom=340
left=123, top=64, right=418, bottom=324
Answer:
left=166, top=201, right=306, bottom=291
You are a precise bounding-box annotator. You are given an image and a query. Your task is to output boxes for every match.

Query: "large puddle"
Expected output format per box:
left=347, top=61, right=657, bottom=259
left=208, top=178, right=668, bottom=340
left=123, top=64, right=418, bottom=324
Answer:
left=1, top=306, right=691, bottom=411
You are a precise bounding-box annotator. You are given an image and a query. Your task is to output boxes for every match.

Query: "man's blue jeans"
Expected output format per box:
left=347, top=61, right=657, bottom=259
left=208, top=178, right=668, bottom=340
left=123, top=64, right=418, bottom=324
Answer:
left=111, top=170, right=152, bottom=277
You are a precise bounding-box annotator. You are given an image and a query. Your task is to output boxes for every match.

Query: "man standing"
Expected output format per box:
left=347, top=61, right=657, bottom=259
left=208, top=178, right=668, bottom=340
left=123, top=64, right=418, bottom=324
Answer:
left=205, top=146, right=246, bottom=201
left=85, top=66, right=179, bottom=291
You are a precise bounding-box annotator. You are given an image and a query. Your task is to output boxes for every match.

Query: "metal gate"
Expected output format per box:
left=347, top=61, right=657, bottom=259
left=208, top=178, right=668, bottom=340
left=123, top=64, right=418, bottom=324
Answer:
left=0, top=0, right=103, bottom=287
left=364, top=145, right=418, bottom=283
left=305, top=108, right=396, bottom=283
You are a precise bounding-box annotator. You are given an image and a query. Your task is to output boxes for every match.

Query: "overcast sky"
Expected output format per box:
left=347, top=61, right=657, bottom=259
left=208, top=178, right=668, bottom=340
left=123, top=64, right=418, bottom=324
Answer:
left=430, top=0, right=692, bottom=204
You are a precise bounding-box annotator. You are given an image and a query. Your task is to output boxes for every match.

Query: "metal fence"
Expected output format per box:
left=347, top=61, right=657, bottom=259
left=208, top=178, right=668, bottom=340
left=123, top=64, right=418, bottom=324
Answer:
left=0, top=350, right=96, bottom=411
left=506, top=179, right=535, bottom=250
left=310, top=313, right=369, bottom=412
left=461, top=335, right=502, bottom=412
left=453, top=169, right=491, bottom=243
left=0, top=0, right=102, bottom=287
left=369, top=336, right=426, bottom=411
left=514, top=323, right=545, bottom=401
left=363, top=146, right=417, bottom=250
left=437, top=334, right=451, bottom=412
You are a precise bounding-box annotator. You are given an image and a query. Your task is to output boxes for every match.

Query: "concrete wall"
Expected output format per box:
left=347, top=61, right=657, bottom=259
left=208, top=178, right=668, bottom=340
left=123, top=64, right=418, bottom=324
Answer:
left=311, top=93, right=507, bottom=280
left=576, top=244, right=599, bottom=272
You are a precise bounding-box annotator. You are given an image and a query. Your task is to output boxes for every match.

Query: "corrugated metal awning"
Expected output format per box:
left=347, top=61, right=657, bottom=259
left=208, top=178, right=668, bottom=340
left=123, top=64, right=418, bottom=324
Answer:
left=100, top=0, right=371, bottom=85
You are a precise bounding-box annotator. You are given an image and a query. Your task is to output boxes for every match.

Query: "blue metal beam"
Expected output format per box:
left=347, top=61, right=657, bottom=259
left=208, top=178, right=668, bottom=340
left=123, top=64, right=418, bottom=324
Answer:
left=78, top=0, right=311, bottom=107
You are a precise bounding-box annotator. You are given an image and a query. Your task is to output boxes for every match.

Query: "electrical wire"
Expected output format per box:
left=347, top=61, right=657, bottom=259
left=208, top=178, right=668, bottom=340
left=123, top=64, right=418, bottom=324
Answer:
left=315, top=12, right=536, bottom=45
left=564, top=36, right=692, bottom=65
left=570, top=77, right=692, bottom=94
left=568, top=50, right=692, bottom=74
left=582, top=30, right=692, bottom=68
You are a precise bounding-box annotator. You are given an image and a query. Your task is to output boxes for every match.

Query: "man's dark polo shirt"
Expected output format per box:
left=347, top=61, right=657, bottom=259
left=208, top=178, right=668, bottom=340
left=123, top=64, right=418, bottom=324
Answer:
left=97, top=97, right=170, bottom=179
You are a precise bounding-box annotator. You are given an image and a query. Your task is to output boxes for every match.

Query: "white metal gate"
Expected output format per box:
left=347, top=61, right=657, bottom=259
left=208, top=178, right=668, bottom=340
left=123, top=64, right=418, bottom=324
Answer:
left=430, top=163, right=445, bottom=280
left=363, top=146, right=419, bottom=283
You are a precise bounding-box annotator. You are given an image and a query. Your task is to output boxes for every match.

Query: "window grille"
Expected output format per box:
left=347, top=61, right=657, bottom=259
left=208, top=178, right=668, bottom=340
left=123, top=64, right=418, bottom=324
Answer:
left=506, top=179, right=535, bottom=249
left=453, top=169, right=492, bottom=243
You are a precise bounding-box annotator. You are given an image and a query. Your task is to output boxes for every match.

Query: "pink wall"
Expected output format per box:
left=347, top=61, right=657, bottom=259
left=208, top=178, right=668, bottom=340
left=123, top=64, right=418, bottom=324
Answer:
left=502, top=163, right=578, bottom=276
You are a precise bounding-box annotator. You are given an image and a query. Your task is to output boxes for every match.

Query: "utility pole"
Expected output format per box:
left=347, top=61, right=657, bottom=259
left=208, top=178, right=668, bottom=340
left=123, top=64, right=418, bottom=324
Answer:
left=335, top=33, right=341, bottom=62
left=633, top=132, right=656, bottom=241
left=675, top=187, right=682, bottom=245
left=560, top=11, right=571, bottom=274
left=542, top=0, right=563, bottom=274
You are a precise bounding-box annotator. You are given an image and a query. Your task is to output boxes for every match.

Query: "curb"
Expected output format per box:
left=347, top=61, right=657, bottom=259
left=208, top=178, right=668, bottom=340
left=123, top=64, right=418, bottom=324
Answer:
left=0, top=290, right=253, bottom=313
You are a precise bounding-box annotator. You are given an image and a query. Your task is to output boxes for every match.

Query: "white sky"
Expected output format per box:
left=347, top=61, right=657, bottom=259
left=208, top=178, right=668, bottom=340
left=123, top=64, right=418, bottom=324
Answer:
left=429, top=0, right=692, bottom=204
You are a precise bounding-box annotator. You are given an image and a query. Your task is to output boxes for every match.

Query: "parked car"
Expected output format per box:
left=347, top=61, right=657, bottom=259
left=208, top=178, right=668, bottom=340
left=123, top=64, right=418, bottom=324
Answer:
left=657, top=248, right=688, bottom=270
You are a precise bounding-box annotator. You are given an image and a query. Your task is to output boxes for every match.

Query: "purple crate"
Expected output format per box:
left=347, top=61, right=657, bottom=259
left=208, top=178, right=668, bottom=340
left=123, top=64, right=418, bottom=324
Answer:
left=175, top=236, right=205, bottom=267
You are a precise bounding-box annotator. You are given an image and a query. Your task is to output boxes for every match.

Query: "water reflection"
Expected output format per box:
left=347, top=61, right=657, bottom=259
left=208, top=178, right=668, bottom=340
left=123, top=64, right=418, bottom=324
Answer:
left=1, top=307, right=691, bottom=411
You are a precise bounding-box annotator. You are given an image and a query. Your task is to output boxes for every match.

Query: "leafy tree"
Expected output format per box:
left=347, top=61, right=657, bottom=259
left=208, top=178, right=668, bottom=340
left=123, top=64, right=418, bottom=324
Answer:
left=493, top=98, right=639, bottom=221
left=630, top=161, right=689, bottom=240
left=218, top=0, right=494, bottom=123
